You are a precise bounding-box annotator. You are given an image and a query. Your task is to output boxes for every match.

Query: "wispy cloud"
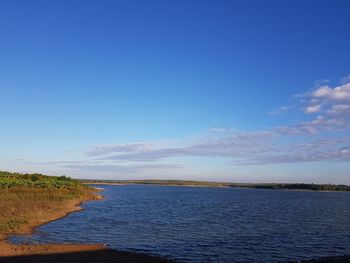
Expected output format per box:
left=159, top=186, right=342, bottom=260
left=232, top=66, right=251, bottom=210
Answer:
left=327, top=104, right=350, bottom=115
left=268, top=105, right=295, bottom=115
left=86, top=130, right=350, bottom=165
left=88, top=130, right=275, bottom=162
left=86, top=142, right=161, bottom=157
left=275, top=115, right=350, bottom=135
left=81, top=76, right=350, bottom=166
left=34, top=75, right=350, bottom=172
left=61, top=163, right=182, bottom=173
left=235, top=137, right=350, bottom=165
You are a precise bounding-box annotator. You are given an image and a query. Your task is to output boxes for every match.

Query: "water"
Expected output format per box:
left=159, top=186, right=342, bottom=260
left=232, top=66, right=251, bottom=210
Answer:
left=10, top=185, right=350, bottom=262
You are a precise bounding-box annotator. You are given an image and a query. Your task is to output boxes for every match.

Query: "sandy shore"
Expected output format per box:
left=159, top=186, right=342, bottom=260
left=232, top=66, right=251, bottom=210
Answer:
left=0, top=191, right=104, bottom=256
left=0, top=240, right=106, bottom=257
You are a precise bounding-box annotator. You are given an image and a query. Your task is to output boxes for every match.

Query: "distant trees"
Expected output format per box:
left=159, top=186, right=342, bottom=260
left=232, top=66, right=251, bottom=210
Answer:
left=248, top=183, right=350, bottom=191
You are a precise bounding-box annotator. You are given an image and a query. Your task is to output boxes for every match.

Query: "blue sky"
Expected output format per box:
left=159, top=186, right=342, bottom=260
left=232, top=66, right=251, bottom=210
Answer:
left=1, top=0, right=350, bottom=183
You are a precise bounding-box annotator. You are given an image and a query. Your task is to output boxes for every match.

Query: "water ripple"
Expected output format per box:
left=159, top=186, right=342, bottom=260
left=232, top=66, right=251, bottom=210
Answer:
left=10, top=185, right=350, bottom=262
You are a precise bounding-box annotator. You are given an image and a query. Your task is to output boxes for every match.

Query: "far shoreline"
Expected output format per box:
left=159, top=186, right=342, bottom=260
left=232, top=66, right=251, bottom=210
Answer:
left=82, top=180, right=350, bottom=192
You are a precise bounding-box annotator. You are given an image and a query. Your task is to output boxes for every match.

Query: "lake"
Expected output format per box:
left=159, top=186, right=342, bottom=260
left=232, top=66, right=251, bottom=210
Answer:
left=10, top=185, right=350, bottom=262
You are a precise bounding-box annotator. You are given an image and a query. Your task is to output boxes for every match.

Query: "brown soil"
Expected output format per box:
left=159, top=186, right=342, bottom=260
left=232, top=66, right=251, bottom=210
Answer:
left=0, top=189, right=104, bottom=256
left=0, top=240, right=105, bottom=257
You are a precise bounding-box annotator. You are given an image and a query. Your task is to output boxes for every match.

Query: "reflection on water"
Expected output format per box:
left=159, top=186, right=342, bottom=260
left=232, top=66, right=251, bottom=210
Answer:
left=10, top=185, right=350, bottom=262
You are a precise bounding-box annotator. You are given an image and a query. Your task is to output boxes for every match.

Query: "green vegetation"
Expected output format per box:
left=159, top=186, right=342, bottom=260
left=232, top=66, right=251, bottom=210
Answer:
left=0, top=171, right=80, bottom=189
left=82, top=179, right=350, bottom=192
left=0, top=171, right=96, bottom=238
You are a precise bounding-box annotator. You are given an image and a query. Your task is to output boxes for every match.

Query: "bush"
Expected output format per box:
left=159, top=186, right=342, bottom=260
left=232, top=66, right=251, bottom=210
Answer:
left=0, top=171, right=80, bottom=189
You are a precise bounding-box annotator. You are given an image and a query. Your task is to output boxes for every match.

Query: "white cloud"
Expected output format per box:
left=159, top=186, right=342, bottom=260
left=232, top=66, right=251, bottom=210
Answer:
left=297, top=77, right=350, bottom=130
left=305, top=104, right=321, bottom=113
left=327, top=104, right=350, bottom=115
left=312, top=83, right=350, bottom=101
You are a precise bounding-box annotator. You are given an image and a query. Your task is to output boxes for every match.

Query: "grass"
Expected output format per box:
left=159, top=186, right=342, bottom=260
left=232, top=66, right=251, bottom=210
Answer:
left=0, top=171, right=97, bottom=238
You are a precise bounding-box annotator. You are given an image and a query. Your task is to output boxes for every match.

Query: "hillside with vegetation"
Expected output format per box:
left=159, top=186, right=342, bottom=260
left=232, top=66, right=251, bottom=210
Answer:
left=0, top=171, right=81, bottom=188
left=0, top=171, right=99, bottom=239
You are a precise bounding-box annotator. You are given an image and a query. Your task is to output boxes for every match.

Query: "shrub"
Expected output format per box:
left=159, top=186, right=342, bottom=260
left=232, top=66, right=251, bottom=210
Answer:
left=0, top=171, right=81, bottom=189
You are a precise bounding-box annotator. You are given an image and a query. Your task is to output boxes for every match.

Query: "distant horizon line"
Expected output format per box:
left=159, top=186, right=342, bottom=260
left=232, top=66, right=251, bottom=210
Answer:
left=2, top=170, right=349, bottom=186
left=79, top=178, right=350, bottom=188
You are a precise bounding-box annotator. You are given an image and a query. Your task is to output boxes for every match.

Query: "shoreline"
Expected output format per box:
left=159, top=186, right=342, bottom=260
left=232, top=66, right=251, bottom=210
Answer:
left=0, top=189, right=104, bottom=256
left=0, top=188, right=171, bottom=262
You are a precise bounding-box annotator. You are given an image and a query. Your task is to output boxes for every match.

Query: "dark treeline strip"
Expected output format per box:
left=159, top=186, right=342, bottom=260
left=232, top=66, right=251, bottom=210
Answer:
left=251, top=183, right=350, bottom=191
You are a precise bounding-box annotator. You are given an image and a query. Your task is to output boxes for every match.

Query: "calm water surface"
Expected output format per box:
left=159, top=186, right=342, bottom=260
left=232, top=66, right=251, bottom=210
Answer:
left=11, top=185, right=350, bottom=262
